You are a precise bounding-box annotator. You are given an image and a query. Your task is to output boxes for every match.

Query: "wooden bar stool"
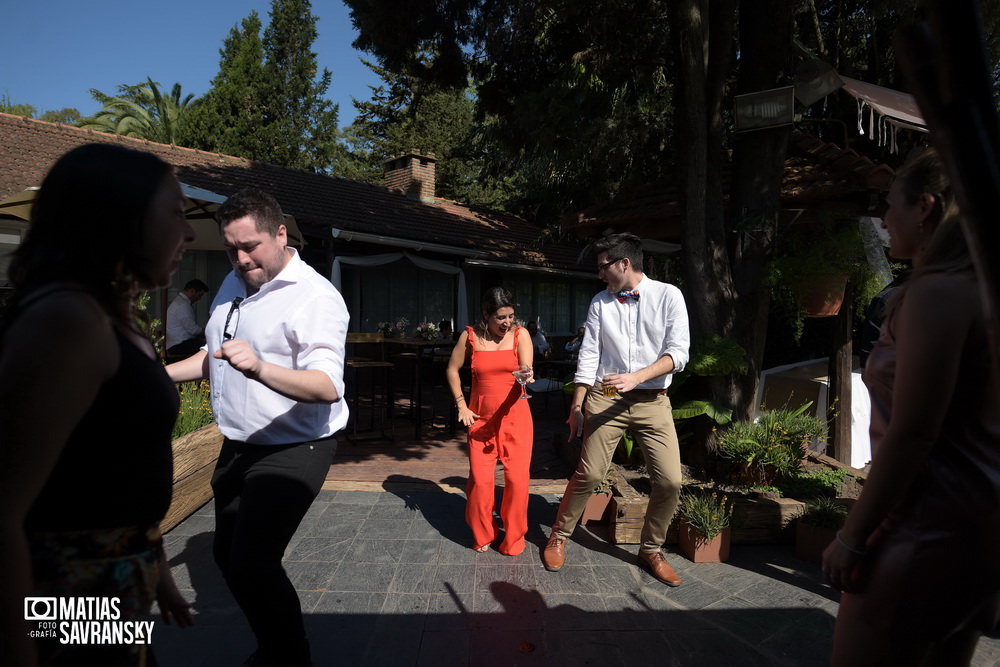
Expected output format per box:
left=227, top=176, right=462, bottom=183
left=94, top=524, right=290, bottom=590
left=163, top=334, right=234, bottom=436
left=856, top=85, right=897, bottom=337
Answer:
left=345, top=333, right=395, bottom=442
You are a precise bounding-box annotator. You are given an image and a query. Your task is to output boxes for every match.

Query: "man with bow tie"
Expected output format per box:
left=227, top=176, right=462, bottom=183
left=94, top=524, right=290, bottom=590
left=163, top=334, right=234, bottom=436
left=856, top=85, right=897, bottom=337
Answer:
left=543, top=232, right=690, bottom=586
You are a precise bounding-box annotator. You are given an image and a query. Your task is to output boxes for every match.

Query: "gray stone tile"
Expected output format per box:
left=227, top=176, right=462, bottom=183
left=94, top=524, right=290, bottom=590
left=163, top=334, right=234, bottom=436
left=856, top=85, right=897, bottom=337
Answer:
left=415, top=629, right=471, bottom=666
left=285, top=560, right=336, bottom=592
left=398, top=538, right=440, bottom=563
left=284, top=536, right=354, bottom=563
left=424, top=593, right=477, bottom=630
left=164, top=514, right=216, bottom=536
left=306, top=627, right=371, bottom=667
left=644, top=576, right=728, bottom=610
left=591, top=563, right=644, bottom=595
left=738, top=578, right=833, bottom=610
left=309, top=514, right=365, bottom=540
left=312, top=591, right=387, bottom=626
left=534, top=564, right=602, bottom=595
left=471, top=584, right=546, bottom=629
left=346, top=538, right=406, bottom=564
left=702, top=595, right=804, bottom=646
left=327, top=561, right=396, bottom=592
left=541, top=592, right=609, bottom=630
left=362, top=627, right=423, bottom=666
left=756, top=607, right=836, bottom=666
left=432, top=564, right=477, bottom=595
left=330, top=490, right=382, bottom=505
left=391, top=563, right=446, bottom=595
left=469, top=628, right=548, bottom=665
left=665, top=626, right=774, bottom=666
left=358, top=517, right=414, bottom=539
left=545, top=629, right=622, bottom=664
left=475, top=563, right=538, bottom=593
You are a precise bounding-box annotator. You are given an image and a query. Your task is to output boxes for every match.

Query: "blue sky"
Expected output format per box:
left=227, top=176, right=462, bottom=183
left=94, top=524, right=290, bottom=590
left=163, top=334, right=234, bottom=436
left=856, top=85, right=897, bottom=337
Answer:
left=0, top=0, right=379, bottom=128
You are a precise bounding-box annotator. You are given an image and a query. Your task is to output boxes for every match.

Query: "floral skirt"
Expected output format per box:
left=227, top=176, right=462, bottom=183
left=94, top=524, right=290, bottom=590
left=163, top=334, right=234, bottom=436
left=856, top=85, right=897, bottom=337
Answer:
left=29, top=524, right=162, bottom=667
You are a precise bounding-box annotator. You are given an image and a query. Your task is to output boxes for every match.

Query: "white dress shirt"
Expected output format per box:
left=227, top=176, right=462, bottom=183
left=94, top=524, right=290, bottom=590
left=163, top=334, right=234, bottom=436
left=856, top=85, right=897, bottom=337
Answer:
left=165, top=292, right=201, bottom=348
left=573, top=275, right=690, bottom=390
left=204, top=249, right=350, bottom=444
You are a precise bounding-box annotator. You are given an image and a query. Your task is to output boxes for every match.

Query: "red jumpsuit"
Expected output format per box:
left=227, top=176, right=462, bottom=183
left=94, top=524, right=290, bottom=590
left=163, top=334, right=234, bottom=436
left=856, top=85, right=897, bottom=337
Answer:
left=465, top=326, right=534, bottom=555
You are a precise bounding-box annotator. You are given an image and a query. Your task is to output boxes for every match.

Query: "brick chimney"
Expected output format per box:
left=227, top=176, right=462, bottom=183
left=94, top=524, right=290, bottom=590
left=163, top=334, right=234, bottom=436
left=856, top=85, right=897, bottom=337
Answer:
left=383, top=152, right=436, bottom=202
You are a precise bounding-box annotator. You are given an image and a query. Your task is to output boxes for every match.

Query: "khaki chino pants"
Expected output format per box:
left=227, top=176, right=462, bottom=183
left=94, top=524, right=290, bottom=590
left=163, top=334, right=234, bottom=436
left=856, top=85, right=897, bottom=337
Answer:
left=552, top=385, right=682, bottom=554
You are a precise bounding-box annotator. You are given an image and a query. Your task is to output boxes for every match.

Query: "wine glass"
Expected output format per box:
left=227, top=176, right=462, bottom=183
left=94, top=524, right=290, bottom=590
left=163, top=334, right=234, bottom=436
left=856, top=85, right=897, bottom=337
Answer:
left=512, top=364, right=532, bottom=400
left=599, top=366, right=622, bottom=399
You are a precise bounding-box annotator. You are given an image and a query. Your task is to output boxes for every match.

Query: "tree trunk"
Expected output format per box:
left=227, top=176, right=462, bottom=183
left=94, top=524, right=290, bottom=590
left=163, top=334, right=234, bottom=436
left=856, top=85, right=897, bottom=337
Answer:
left=727, top=0, right=794, bottom=419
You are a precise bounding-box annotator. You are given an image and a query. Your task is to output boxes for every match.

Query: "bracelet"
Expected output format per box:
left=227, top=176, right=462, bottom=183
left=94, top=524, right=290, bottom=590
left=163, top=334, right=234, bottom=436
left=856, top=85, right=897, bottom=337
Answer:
left=835, top=531, right=867, bottom=556
left=455, top=396, right=465, bottom=406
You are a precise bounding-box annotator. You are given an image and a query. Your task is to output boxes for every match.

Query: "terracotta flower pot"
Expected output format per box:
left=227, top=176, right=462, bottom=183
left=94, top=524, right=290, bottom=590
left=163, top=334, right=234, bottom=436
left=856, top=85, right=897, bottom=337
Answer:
left=795, top=521, right=836, bottom=563
left=678, top=522, right=731, bottom=563
left=582, top=491, right=613, bottom=524
left=796, top=274, right=848, bottom=318
left=740, top=464, right=782, bottom=487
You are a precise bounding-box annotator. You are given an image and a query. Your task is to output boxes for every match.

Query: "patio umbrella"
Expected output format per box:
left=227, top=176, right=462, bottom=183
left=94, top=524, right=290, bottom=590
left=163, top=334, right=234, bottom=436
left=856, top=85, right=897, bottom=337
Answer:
left=0, top=183, right=306, bottom=251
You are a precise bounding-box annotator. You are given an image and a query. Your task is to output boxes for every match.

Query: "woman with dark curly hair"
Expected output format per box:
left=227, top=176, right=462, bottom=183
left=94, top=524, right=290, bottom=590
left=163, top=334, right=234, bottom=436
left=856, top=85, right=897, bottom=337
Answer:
left=446, top=287, right=534, bottom=556
left=0, top=144, right=195, bottom=666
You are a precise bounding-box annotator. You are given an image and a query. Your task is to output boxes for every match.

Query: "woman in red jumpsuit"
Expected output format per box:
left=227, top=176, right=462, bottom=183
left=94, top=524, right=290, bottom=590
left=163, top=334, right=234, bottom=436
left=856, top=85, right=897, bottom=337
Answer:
left=447, top=287, right=534, bottom=555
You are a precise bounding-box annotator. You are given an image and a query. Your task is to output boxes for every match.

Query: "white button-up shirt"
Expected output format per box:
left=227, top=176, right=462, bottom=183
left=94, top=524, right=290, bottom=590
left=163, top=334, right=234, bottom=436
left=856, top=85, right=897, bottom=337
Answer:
left=165, top=292, right=200, bottom=348
left=204, top=249, right=349, bottom=444
left=574, top=275, right=690, bottom=390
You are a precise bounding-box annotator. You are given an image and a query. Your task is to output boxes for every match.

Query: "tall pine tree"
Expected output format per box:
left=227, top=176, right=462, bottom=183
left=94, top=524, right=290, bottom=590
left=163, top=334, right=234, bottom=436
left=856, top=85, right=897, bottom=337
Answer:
left=182, top=13, right=270, bottom=159
left=185, top=1, right=340, bottom=172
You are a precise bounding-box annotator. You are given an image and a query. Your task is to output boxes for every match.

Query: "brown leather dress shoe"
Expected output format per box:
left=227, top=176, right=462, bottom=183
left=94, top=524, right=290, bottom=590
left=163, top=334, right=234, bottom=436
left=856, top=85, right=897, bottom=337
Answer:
left=639, top=551, right=682, bottom=586
left=542, top=535, right=566, bottom=571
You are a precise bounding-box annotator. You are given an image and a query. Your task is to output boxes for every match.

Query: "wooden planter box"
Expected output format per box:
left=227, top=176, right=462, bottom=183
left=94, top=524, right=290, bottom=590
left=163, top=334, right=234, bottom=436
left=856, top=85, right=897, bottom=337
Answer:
left=161, top=423, right=222, bottom=533
left=608, top=466, right=805, bottom=545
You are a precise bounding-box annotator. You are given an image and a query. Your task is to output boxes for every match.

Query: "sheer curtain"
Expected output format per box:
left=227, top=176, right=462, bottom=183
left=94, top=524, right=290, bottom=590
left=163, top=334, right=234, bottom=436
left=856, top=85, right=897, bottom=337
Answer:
left=330, top=252, right=468, bottom=328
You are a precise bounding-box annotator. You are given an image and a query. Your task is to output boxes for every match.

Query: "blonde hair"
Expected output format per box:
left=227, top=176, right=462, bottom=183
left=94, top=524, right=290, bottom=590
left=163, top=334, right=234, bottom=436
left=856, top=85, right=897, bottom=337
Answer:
left=888, top=148, right=972, bottom=316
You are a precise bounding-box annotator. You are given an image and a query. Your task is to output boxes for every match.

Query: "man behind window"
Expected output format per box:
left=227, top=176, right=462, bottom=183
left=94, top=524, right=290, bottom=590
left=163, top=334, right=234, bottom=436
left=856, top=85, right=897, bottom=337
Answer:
left=165, top=278, right=209, bottom=356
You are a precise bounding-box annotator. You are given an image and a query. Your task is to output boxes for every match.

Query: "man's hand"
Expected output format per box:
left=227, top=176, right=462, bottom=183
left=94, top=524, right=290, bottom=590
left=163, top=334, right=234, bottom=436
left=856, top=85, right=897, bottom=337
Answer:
left=605, top=371, right=640, bottom=393
left=214, top=339, right=261, bottom=378
left=566, top=405, right=584, bottom=441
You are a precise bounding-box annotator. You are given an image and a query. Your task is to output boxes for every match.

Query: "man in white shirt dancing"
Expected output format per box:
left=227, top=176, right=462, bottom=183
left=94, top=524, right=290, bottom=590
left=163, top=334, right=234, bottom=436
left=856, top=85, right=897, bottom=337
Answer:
left=167, top=188, right=348, bottom=666
left=542, top=232, right=690, bottom=586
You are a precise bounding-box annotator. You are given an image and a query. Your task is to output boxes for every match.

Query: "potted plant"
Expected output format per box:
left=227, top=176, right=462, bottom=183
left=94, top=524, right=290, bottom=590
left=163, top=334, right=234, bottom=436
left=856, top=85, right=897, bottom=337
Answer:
left=676, top=487, right=735, bottom=563
left=768, top=216, right=885, bottom=340
left=376, top=316, right=409, bottom=338
left=714, top=403, right=827, bottom=486
left=794, top=496, right=848, bottom=563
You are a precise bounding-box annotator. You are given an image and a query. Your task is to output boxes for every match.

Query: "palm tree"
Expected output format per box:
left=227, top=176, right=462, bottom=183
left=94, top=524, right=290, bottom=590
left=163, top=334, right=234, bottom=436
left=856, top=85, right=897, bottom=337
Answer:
left=78, top=78, right=200, bottom=145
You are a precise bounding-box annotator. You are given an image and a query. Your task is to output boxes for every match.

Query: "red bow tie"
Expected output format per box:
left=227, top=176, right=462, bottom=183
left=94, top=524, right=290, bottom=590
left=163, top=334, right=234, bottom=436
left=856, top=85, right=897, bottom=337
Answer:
left=616, top=289, right=639, bottom=303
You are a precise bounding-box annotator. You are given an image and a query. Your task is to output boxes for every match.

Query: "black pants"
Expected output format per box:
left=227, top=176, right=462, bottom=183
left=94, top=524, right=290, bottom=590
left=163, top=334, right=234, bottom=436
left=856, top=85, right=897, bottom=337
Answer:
left=211, top=436, right=337, bottom=666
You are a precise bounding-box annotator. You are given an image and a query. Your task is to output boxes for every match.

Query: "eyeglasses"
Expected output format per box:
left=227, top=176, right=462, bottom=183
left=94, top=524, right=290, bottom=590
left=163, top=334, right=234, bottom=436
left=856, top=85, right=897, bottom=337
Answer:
left=222, top=297, right=243, bottom=342
left=597, top=257, right=622, bottom=273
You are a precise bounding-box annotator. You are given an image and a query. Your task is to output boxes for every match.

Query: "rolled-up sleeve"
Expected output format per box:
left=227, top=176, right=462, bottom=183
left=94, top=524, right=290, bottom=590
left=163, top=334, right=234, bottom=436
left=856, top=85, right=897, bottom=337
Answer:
left=660, top=284, right=690, bottom=374
left=288, top=289, right=349, bottom=401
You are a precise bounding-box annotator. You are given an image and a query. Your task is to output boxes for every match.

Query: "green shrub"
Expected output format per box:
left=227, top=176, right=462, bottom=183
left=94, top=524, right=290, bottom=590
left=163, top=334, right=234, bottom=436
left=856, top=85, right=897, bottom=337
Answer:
left=714, top=403, right=827, bottom=482
left=775, top=469, right=848, bottom=499
left=678, top=487, right=735, bottom=541
left=799, top=496, right=848, bottom=530
left=172, top=380, right=214, bottom=440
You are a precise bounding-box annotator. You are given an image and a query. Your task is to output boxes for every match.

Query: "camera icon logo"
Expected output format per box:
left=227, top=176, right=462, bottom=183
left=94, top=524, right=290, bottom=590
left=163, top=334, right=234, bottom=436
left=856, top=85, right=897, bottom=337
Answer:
left=24, top=597, right=57, bottom=621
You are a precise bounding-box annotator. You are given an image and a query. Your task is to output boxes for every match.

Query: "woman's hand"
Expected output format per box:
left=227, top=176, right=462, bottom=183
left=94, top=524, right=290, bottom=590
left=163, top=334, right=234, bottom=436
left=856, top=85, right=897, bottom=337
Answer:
left=821, top=533, right=866, bottom=594
left=457, top=405, right=480, bottom=427
left=156, top=563, right=194, bottom=627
